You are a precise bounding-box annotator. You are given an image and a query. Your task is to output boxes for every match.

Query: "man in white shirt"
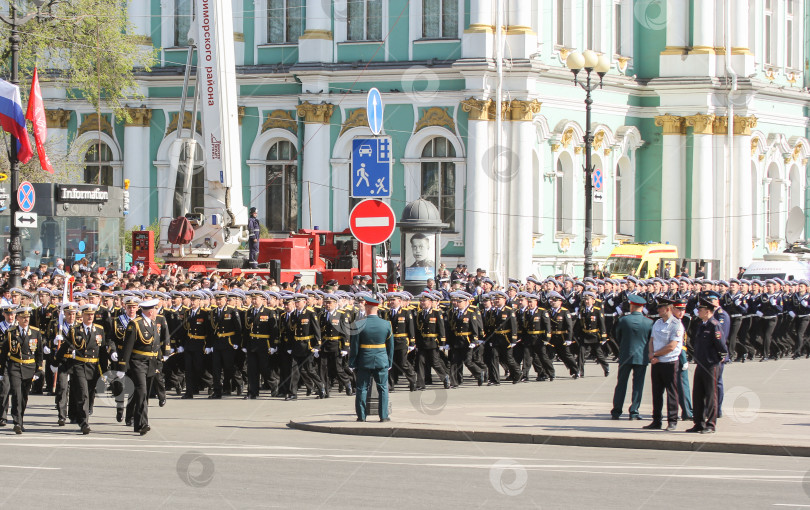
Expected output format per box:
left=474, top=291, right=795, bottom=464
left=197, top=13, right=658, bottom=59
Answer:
left=644, top=298, right=684, bottom=431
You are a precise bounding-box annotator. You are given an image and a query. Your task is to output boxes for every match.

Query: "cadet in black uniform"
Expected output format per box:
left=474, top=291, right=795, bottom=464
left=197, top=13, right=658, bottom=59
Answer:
left=415, top=293, right=451, bottom=389
left=575, top=291, right=610, bottom=377
left=56, top=304, right=108, bottom=435
left=482, top=291, right=522, bottom=385
left=318, top=294, right=352, bottom=397
left=285, top=294, right=325, bottom=400
left=207, top=291, right=243, bottom=398
left=243, top=291, right=277, bottom=399
left=117, top=299, right=162, bottom=435
left=0, top=307, right=43, bottom=433
left=447, top=291, right=485, bottom=387
left=546, top=292, right=580, bottom=378
left=524, top=294, right=554, bottom=381
left=386, top=292, right=417, bottom=391
left=181, top=292, right=210, bottom=398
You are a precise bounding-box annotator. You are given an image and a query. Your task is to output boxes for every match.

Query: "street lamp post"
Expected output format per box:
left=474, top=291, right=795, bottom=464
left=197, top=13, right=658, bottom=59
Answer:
left=566, top=50, right=610, bottom=278
left=0, top=0, right=56, bottom=288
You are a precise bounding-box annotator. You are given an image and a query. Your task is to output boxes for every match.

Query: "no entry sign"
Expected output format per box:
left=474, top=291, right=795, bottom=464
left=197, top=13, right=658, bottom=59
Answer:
left=349, top=199, right=395, bottom=245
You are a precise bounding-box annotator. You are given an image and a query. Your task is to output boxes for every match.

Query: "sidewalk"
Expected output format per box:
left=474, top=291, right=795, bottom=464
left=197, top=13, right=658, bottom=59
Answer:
left=289, top=359, right=810, bottom=457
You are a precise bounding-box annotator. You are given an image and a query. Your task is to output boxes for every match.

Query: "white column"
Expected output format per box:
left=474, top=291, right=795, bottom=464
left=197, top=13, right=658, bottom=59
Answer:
left=660, top=0, right=689, bottom=77
left=730, top=0, right=754, bottom=75
left=462, top=0, right=494, bottom=58
left=127, top=0, right=153, bottom=51
left=123, top=109, right=152, bottom=230
left=712, top=124, right=728, bottom=265
left=298, top=0, right=333, bottom=63
left=656, top=115, right=686, bottom=249
left=297, top=103, right=334, bottom=230
left=507, top=105, right=536, bottom=279
left=505, top=0, right=536, bottom=59
left=464, top=114, right=495, bottom=273
left=731, top=127, right=754, bottom=273
left=687, top=116, right=715, bottom=259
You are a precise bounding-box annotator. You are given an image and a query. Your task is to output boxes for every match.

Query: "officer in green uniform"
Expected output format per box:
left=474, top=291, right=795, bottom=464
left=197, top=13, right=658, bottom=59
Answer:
left=349, top=295, right=394, bottom=422
left=610, top=294, right=654, bottom=420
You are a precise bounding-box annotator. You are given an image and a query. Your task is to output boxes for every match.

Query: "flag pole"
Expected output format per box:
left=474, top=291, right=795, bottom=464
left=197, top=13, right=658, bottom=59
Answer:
left=7, top=4, right=22, bottom=288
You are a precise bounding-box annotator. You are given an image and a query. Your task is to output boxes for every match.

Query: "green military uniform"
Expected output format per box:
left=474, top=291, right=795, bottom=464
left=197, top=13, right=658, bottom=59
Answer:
left=610, top=308, right=654, bottom=419
left=349, top=313, right=394, bottom=421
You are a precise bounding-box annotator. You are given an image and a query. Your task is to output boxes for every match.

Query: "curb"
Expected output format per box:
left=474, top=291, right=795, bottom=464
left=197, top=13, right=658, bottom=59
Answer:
left=287, top=420, right=810, bottom=457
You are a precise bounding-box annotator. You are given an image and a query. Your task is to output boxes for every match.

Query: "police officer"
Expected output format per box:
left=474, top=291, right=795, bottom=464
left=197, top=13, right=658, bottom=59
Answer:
left=248, top=207, right=261, bottom=269
left=687, top=298, right=727, bottom=434
left=0, top=307, right=43, bottom=433
left=644, top=298, right=684, bottom=431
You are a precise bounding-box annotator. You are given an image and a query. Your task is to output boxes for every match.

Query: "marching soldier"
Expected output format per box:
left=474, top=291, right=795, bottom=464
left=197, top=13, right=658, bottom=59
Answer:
left=207, top=291, right=243, bottom=398
left=447, top=292, right=485, bottom=387
left=117, top=299, right=162, bottom=435
left=415, top=293, right=451, bottom=390
left=386, top=292, right=417, bottom=392
left=482, top=291, right=522, bottom=385
left=546, top=293, right=580, bottom=378
left=524, top=294, right=554, bottom=381
left=56, top=304, right=107, bottom=435
left=0, top=307, right=43, bottom=433
left=181, top=292, right=211, bottom=398
left=285, top=294, right=325, bottom=400
left=318, top=294, right=353, bottom=397
left=243, top=291, right=277, bottom=399
left=574, top=291, right=610, bottom=377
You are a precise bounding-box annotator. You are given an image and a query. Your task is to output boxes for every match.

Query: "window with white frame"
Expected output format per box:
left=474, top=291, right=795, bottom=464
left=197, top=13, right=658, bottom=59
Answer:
left=348, top=0, right=383, bottom=41
left=421, top=137, right=456, bottom=230
left=555, top=155, right=573, bottom=234
left=555, top=0, right=565, bottom=46
left=764, top=0, right=774, bottom=65
left=422, top=0, right=458, bottom=39
left=265, top=140, right=298, bottom=231
left=174, top=0, right=194, bottom=47
left=84, top=142, right=114, bottom=186
left=268, top=0, right=304, bottom=44
left=173, top=141, right=205, bottom=219
left=613, top=0, right=622, bottom=55
left=786, top=0, right=795, bottom=68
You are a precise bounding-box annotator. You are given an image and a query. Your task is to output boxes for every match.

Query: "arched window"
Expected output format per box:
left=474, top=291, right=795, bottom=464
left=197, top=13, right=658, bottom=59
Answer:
left=266, top=140, right=298, bottom=231
left=173, top=141, right=205, bottom=219
left=555, top=154, right=573, bottom=234
left=421, top=137, right=456, bottom=230
left=174, top=0, right=194, bottom=47
left=84, top=142, right=113, bottom=186
left=789, top=165, right=801, bottom=211
left=766, top=164, right=780, bottom=238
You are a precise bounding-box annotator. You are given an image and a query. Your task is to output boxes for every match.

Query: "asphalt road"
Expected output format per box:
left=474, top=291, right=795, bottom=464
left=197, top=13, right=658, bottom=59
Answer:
left=0, top=356, right=808, bottom=510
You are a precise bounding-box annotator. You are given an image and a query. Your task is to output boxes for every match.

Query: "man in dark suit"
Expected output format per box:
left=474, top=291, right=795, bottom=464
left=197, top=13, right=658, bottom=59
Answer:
left=610, top=294, right=653, bottom=420
left=349, top=294, right=394, bottom=422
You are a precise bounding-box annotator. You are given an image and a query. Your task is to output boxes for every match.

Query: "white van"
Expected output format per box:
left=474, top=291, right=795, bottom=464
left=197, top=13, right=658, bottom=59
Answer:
left=742, top=254, right=810, bottom=281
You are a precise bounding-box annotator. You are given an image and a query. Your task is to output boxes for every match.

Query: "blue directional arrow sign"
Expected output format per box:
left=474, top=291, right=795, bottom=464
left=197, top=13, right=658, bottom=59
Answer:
left=367, top=87, right=383, bottom=135
left=352, top=137, right=392, bottom=198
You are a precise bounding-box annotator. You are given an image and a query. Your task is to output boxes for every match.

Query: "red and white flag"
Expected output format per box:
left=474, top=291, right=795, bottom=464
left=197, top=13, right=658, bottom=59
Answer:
left=25, top=67, right=53, bottom=173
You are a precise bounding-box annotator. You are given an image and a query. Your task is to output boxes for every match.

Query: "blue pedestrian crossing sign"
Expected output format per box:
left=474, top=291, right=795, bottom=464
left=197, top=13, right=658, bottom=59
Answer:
left=352, top=138, right=392, bottom=198
left=367, top=87, right=383, bottom=135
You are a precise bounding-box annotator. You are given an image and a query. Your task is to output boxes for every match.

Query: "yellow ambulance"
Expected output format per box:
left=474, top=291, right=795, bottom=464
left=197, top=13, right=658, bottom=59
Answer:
left=604, top=243, right=679, bottom=278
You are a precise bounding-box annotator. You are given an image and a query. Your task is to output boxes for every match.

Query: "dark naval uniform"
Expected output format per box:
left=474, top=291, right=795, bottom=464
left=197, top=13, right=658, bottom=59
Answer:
left=522, top=307, right=554, bottom=381
left=448, top=305, right=486, bottom=386
left=547, top=306, right=579, bottom=377
left=690, top=318, right=727, bottom=433
left=208, top=305, right=243, bottom=397
left=56, top=322, right=107, bottom=432
left=482, top=306, right=522, bottom=385
left=386, top=306, right=417, bottom=390
left=182, top=306, right=211, bottom=397
left=119, top=317, right=161, bottom=434
left=286, top=306, right=325, bottom=399
left=574, top=305, right=610, bottom=377
left=0, top=325, right=43, bottom=431
left=318, top=308, right=352, bottom=397
left=243, top=304, right=277, bottom=398
left=415, top=307, right=450, bottom=389
left=248, top=213, right=261, bottom=268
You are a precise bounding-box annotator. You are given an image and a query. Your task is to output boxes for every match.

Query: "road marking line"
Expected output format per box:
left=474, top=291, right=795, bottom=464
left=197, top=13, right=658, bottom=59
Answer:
left=0, top=465, right=60, bottom=470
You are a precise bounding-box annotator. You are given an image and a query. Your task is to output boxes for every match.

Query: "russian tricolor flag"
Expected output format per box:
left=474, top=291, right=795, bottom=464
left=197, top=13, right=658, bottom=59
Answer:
left=0, top=79, right=32, bottom=164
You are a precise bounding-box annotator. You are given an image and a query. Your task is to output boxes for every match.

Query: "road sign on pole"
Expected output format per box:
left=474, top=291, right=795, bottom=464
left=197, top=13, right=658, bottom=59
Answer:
left=593, top=168, right=604, bottom=203
left=367, top=87, right=383, bottom=135
left=17, top=181, right=35, bottom=212
left=352, top=137, right=392, bottom=198
left=349, top=199, right=396, bottom=245
left=14, top=211, right=37, bottom=228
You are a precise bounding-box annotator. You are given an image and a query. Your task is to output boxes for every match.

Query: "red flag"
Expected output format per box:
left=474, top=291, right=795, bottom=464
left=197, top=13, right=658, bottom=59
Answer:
left=25, top=67, right=53, bottom=173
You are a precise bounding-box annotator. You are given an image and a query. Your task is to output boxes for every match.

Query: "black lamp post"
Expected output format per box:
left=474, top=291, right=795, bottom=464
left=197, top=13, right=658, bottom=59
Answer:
left=0, top=0, right=57, bottom=288
left=566, top=49, right=610, bottom=279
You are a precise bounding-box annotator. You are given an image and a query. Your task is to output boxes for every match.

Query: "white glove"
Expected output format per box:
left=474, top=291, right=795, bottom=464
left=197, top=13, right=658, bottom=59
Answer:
left=269, top=347, right=277, bottom=354
left=204, top=347, right=213, bottom=354
left=693, top=308, right=699, bottom=316
left=607, top=299, right=614, bottom=306
left=0, top=375, right=3, bottom=381
left=803, top=300, right=809, bottom=307
left=756, top=311, right=763, bottom=317
left=241, top=347, right=247, bottom=353
left=468, top=343, right=475, bottom=349
left=115, top=371, right=125, bottom=379
left=407, top=346, right=415, bottom=352
left=170, top=348, right=176, bottom=354
left=32, top=374, right=39, bottom=381
left=564, top=340, right=572, bottom=346
left=770, top=298, right=777, bottom=305
left=163, top=355, right=169, bottom=361
left=340, top=350, right=348, bottom=357
left=286, top=349, right=292, bottom=354
left=734, top=298, right=741, bottom=306
left=682, top=362, right=689, bottom=370
left=177, top=346, right=184, bottom=353
left=50, top=365, right=58, bottom=373
left=509, top=343, right=517, bottom=348
left=43, top=346, right=50, bottom=355
left=54, top=334, right=63, bottom=343
left=312, top=349, right=320, bottom=358
left=789, top=311, right=796, bottom=318
left=233, top=344, right=239, bottom=350
left=110, top=351, right=118, bottom=362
